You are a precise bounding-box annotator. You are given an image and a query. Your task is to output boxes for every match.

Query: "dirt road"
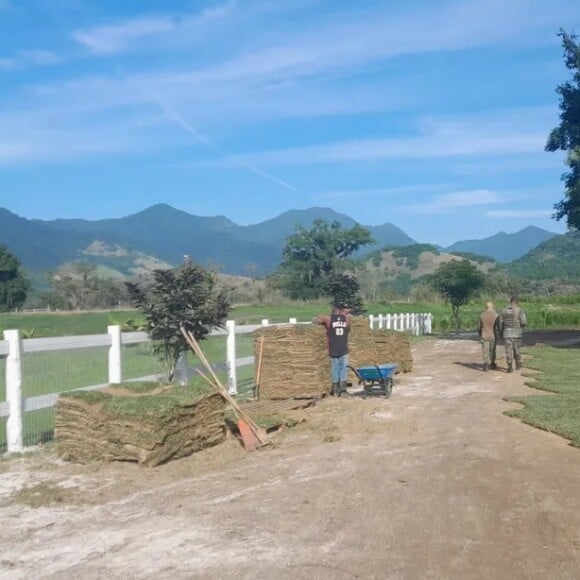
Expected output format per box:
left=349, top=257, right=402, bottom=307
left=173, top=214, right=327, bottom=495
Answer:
left=1, top=336, right=580, bottom=579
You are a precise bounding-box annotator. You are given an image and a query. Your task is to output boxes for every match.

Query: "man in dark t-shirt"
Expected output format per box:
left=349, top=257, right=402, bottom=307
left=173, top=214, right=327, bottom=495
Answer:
left=314, top=303, right=351, bottom=396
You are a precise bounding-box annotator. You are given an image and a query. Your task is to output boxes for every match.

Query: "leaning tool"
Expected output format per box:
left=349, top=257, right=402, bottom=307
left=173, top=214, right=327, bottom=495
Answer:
left=180, top=326, right=267, bottom=450
left=255, top=335, right=265, bottom=399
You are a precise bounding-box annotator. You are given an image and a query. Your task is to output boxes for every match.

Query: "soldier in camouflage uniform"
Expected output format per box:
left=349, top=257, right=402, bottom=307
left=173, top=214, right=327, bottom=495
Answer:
left=500, top=297, right=527, bottom=373
left=478, top=301, right=500, bottom=372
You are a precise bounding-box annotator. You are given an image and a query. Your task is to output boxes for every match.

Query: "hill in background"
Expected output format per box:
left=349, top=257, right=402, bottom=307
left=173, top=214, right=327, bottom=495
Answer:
left=509, top=231, right=580, bottom=281
left=0, top=203, right=569, bottom=293
left=357, top=244, right=497, bottom=297
left=445, top=226, right=557, bottom=263
left=1, top=204, right=415, bottom=278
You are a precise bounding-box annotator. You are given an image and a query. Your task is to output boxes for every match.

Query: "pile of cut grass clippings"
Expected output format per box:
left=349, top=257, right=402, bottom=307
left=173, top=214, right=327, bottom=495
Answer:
left=55, top=382, right=226, bottom=467
left=253, top=324, right=329, bottom=400
left=253, top=318, right=413, bottom=399
left=348, top=317, right=413, bottom=373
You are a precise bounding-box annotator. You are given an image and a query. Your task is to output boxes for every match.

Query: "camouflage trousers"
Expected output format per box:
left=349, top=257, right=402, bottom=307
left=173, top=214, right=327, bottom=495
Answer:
left=481, top=338, right=497, bottom=365
left=504, top=338, right=522, bottom=367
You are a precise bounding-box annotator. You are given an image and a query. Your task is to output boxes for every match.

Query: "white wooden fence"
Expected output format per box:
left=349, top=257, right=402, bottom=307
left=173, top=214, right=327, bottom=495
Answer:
left=1, top=313, right=431, bottom=454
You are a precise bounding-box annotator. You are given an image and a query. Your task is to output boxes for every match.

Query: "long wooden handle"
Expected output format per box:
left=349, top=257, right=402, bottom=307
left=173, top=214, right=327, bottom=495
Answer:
left=256, top=335, right=265, bottom=392
left=180, top=327, right=266, bottom=443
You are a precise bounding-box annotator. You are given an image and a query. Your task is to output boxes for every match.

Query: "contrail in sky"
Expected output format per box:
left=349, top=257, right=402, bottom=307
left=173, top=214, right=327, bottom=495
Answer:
left=156, top=98, right=299, bottom=192
left=38, top=10, right=299, bottom=193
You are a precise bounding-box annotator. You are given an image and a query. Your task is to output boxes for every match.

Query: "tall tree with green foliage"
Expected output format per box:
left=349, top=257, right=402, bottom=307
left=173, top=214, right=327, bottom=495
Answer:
left=271, top=220, right=373, bottom=300
left=430, top=260, right=484, bottom=333
left=126, top=264, right=229, bottom=381
left=0, top=246, right=30, bottom=312
left=546, top=30, right=580, bottom=230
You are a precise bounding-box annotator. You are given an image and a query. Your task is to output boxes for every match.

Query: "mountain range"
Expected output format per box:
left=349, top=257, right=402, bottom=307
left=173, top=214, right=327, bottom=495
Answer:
left=445, top=226, right=557, bottom=263
left=0, top=204, right=560, bottom=278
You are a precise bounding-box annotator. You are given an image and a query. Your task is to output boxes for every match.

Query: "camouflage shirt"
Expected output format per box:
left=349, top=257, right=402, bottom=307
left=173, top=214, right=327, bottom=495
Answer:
left=500, top=305, right=527, bottom=339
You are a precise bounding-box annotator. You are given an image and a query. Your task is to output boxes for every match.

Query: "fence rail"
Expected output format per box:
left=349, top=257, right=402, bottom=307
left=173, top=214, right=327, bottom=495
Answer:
left=1, top=313, right=431, bottom=454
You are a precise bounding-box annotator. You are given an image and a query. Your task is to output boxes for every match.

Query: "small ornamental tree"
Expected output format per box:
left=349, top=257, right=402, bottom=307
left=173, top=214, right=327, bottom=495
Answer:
left=126, top=265, right=230, bottom=381
left=324, top=273, right=365, bottom=314
left=430, top=260, right=484, bottom=333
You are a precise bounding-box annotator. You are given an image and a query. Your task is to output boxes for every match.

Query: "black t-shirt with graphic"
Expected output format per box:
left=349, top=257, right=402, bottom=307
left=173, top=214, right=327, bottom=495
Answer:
left=327, top=313, right=349, bottom=357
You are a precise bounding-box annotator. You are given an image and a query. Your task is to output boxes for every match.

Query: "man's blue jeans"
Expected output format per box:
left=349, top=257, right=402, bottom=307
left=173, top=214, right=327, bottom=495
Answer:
left=331, top=354, right=349, bottom=383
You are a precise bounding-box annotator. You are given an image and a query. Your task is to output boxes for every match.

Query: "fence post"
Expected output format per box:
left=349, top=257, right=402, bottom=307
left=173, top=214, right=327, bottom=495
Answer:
left=4, top=330, right=24, bottom=454
left=427, top=313, right=433, bottom=334
left=289, top=318, right=297, bottom=324
left=261, top=319, right=269, bottom=326
left=368, top=314, right=374, bottom=329
left=107, top=325, right=122, bottom=384
left=174, top=352, right=191, bottom=386
left=226, top=320, right=237, bottom=395
left=386, top=314, right=392, bottom=330
left=378, top=314, right=384, bottom=329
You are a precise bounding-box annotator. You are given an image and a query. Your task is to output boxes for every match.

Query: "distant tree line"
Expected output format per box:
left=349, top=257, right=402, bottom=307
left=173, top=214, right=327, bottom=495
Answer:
left=3, top=217, right=580, bottom=318
left=0, top=246, right=30, bottom=312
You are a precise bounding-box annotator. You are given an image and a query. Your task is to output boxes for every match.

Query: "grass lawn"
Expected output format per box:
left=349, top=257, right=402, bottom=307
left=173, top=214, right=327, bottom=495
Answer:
left=0, top=310, right=141, bottom=338
left=0, top=334, right=254, bottom=400
left=505, top=345, right=580, bottom=447
left=2, top=301, right=580, bottom=337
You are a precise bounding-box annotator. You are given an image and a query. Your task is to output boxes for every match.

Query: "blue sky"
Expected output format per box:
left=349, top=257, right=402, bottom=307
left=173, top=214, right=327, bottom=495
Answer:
left=0, top=0, right=578, bottom=245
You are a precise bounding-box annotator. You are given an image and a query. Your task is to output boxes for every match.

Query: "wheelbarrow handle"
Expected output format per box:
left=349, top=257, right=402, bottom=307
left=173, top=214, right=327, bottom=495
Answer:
left=347, top=364, right=363, bottom=381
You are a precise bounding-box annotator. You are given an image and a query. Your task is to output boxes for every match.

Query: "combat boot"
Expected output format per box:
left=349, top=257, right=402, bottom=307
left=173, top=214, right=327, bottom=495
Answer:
left=483, top=363, right=489, bottom=372
left=507, top=365, right=513, bottom=373
left=515, top=362, right=522, bottom=371
left=338, top=382, right=349, bottom=397
left=490, top=362, right=498, bottom=370
left=331, top=383, right=339, bottom=396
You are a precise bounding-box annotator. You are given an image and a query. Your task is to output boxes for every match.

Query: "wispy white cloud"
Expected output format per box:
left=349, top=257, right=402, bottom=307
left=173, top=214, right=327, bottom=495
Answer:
left=452, top=156, right=563, bottom=176
left=36, top=0, right=573, bottom=117
left=0, top=49, right=61, bottom=72
left=72, top=1, right=237, bottom=55
left=0, top=0, right=575, bottom=171
left=0, top=57, right=19, bottom=71
left=72, top=16, right=176, bottom=55
left=0, top=108, right=174, bottom=166
left=216, top=109, right=550, bottom=167
left=319, top=184, right=453, bottom=200
left=400, top=190, right=508, bottom=214
left=18, top=49, right=61, bottom=66
left=486, top=209, right=553, bottom=218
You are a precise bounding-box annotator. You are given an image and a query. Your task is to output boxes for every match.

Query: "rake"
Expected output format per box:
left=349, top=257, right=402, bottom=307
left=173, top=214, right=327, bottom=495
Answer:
left=180, top=326, right=267, bottom=450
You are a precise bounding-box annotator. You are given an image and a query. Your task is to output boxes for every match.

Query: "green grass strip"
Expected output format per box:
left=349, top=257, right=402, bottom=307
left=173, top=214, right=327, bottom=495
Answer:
left=505, top=345, right=580, bottom=447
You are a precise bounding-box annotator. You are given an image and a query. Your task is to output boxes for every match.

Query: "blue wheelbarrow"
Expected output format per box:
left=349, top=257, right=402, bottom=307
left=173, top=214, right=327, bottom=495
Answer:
left=348, top=364, right=397, bottom=398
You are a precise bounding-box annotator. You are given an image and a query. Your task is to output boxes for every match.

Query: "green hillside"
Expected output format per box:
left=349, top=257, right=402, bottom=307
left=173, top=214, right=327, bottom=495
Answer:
left=510, top=231, right=580, bottom=281
left=357, top=244, right=496, bottom=296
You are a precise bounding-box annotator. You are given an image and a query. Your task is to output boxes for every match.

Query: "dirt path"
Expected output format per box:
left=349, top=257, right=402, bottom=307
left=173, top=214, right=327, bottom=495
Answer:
left=1, top=336, right=580, bottom=579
